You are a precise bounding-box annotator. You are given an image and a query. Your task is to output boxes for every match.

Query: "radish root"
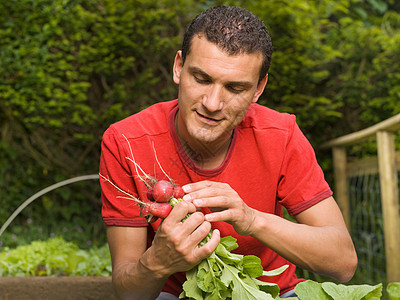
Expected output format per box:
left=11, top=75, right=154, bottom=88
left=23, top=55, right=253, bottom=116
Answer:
left=152, top=141, right=173, bottom=183
left=122, top=134, right=156, bottom=187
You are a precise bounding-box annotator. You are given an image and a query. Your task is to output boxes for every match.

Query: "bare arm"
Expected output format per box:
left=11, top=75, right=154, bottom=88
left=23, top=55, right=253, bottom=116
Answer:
left=107, top=226, right=165, bottom=300
left=107, top=201, right=220, bottom=300
left=183, top=181, right=357, bottom=282
left=249, top=196, right=357, bottom=282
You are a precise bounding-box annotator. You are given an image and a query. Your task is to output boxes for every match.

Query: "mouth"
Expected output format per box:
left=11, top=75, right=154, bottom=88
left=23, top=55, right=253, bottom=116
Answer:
left=195, top=111, right=223, bottom=125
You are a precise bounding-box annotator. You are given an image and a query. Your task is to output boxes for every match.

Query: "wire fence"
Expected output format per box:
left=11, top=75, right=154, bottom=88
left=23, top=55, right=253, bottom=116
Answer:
left=321, top=114, right=400, bottom=287
left=348, top=170, right=389, bottom=285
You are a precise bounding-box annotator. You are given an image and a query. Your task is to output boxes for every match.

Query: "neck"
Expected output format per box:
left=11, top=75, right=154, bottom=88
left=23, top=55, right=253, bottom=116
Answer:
left=175, top=113, right=233, bottom=169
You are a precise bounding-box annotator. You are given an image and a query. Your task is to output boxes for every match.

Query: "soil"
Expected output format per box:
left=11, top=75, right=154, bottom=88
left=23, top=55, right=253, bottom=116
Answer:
left=0, top=276, right=116, bottom=300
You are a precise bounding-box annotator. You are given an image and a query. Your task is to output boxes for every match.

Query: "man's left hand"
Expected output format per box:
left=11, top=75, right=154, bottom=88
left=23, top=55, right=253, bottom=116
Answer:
left=182, top=181, right=256, bottom=236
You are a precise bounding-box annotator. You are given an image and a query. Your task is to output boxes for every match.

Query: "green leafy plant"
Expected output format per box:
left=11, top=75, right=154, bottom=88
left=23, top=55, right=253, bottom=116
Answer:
left=294, top=280, right=388, bottom=300
left=387, top=282, right=400, bottom=300
left=0, top=237, right=111, bottom=276
left=180, top=236, right=288, bottom=300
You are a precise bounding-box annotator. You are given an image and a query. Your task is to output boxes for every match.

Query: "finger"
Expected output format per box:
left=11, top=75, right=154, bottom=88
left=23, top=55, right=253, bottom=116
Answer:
left=183, top=185, right=227, bottom=204
left=183, top=180, right=231, bottom=193
left=192, top=195, right=233, bottom=210
left=204, top=210, right=232, bottom=222
left=183, top=181, right=233, bottom=201
left=182, top=180, right=214, bottom=193
left=195, top=229, right=221, bottom=258
left=187, top=219, right=212, bottom=246
left=177, top=212, right=206, bottom=236
left=166, top=201, right=196, bottom=223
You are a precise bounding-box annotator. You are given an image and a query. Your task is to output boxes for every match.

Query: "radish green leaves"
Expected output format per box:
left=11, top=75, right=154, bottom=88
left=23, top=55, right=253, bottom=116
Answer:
left=180, top=236, right=288, bottom=300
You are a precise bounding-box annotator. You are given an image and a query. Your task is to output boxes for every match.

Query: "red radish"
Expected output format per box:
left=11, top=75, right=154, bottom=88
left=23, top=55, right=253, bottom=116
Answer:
left=149, top=202, right=172, bottom=219
left=147, top=188, right=154, bottom=201
left=152, top=180, right=174, bottom=203
left=173, top=186, right=185, bottom=199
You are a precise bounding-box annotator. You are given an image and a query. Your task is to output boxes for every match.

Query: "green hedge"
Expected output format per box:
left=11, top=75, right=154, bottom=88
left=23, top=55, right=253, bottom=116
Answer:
left=0, top=0, right=201, bottom=245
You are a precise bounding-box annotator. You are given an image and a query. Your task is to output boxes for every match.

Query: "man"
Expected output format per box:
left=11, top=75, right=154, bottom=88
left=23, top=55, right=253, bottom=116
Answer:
left=100, top=5, right=357, bottom=299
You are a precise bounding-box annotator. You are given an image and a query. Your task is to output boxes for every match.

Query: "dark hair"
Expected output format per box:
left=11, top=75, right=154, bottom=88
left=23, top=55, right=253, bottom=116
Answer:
left=181, top=5, right=273, bottom=83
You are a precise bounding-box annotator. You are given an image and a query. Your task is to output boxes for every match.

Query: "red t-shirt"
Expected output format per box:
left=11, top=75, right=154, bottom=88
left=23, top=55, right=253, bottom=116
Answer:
left=100, top=99, right=332, bottom=296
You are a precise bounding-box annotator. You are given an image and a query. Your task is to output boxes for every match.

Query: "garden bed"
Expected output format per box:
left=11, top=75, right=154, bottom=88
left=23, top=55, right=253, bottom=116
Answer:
left=0, top=276, right=116, bottom=300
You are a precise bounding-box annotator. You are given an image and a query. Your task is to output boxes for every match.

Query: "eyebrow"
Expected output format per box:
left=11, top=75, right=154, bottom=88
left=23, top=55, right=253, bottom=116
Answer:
left=188, top=66, right=253, bottom=87
left=189, top=67, right=211, bottom=80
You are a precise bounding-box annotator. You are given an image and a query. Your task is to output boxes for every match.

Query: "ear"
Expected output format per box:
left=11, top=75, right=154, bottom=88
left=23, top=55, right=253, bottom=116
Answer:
left=252, top=74, right=268, bottom=103
left=173, top=50, right=183, bottom=85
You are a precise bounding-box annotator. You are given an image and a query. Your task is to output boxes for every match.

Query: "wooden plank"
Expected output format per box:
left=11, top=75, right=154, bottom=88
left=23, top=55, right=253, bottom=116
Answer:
left=321, top=113, right=400, bottom=149
left=346, top=151, right=400, bottom=177
left=332, top=147, right=351, bottom=230
left=376, top=131, right=400, bottom=283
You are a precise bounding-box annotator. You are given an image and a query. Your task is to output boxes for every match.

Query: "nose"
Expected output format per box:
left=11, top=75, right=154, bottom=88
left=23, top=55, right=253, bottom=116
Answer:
left=202, top=85, right=224, bottom=112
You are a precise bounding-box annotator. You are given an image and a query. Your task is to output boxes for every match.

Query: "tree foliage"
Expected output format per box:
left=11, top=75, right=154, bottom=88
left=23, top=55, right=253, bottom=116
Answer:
left=0, top=0, right=200, bottom=240
left=246, top=0, right=400, bottom=143
left=0, top=0, right=399, bottom=247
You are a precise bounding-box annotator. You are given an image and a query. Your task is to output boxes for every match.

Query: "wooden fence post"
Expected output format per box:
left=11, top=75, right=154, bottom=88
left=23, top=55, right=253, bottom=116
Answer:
left=376, top=130, right=400, bottom=283
left=332, top=146, right=351, bottom=230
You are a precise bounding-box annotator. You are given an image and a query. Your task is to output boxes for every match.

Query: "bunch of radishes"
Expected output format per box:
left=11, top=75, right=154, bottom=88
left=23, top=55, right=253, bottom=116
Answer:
left=99, top=172, right=186, bottom=223
left=140, top=179, right=186, bottom=223
left=100, top=135, right=187, bottom=224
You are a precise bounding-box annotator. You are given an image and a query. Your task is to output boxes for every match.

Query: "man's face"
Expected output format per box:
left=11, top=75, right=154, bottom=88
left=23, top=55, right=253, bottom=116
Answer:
left=173, top=35, right=267, bottom=151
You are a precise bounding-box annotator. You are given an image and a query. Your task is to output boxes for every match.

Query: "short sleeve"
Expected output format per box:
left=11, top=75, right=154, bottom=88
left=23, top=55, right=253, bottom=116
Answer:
left=99, top=126, right=148, bottom=227
left=277, top=121, right=332, bottom=215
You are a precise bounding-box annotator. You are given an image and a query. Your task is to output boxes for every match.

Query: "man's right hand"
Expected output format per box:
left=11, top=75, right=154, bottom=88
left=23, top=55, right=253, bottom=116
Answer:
left=142, top=201, right=220, bottom=279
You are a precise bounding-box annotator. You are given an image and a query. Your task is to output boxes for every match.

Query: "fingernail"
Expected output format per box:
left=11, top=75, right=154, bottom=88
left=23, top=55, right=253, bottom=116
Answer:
left=193, top=199, right=203, bottom=206
left=183, top=194, right=191, bottom=201
left=182, top=185, right=191, bottom=192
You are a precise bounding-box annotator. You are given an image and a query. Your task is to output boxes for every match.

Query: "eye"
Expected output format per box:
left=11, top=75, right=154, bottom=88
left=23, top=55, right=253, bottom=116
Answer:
left=227, top=85, right=245, bottom=94
left=194, top=75, right=211, bottom=84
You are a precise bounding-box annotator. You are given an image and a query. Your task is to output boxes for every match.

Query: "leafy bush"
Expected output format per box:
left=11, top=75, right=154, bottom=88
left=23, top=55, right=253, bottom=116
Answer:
left=246, top=0, right=400, bottom=145
left=0, top=0, right=201, bottom=252
left=0, top=237, right=111, bottom=276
